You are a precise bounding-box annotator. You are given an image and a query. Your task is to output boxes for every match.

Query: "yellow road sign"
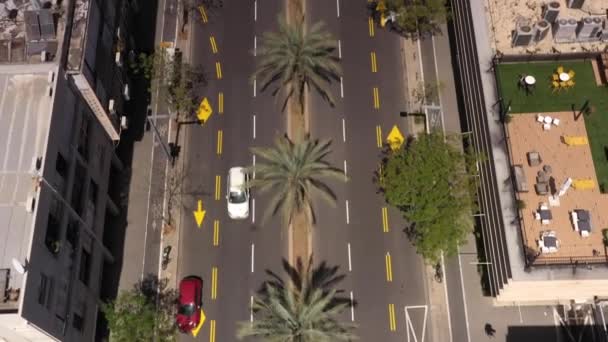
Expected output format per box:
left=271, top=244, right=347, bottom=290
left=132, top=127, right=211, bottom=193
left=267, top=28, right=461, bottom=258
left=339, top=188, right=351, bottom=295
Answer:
left=191, top=309, right=206, bottom=337
left=197, top=97, right=213, bottom=123
left=376, top=0, right=387, bottom=12
left=386, top=125, right=405, bottom=151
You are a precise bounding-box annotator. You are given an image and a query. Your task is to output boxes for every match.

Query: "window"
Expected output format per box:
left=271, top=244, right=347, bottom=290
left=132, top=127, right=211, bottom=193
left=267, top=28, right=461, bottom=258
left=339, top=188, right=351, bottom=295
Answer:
left=56, top=153, right=68, bottom=178
left=38, top=274, right=48, bottom=305
left=77, top=114, right=90, bottom=160
left=79, top=249, right=91, bottom=286
left=71, top=164, right=86, bottom=216
left=45, top=201, right=62, bottom=255
left=72, top=313, right=84, bottom=332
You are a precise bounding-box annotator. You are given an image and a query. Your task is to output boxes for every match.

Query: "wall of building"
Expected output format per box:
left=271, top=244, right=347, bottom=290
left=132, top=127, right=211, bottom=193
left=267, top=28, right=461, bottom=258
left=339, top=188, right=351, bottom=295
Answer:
left=0, top=313, right=56, bottom=341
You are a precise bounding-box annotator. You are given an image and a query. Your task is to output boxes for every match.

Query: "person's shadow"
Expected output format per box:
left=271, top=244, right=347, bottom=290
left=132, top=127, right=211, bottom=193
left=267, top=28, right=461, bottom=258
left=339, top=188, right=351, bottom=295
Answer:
left=485, top=323, right=496, bottom=337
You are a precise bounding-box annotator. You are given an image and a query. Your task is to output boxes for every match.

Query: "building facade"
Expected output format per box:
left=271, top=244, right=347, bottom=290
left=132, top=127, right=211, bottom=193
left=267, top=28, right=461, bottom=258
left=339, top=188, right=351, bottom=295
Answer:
left=0, top=0, right=141, bottom=340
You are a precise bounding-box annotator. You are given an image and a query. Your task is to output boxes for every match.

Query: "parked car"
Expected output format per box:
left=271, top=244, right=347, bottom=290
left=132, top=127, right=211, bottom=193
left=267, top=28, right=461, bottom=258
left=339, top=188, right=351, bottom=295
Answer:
left=226, top=167, right=250, bottom=219
left=176, top=276, right=203, bottom=333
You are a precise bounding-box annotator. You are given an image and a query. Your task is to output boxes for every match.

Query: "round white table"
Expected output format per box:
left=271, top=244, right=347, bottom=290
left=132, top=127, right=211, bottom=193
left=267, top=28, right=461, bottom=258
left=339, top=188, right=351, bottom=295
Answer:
left=544, top=116, right=552, bottom=124
left=524, top=75, right=536, bottom=85
left=559, top=73, right=570, bottom=82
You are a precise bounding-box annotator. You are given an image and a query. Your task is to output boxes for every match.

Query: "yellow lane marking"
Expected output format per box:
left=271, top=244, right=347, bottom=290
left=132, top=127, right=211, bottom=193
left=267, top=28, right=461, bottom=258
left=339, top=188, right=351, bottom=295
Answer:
left=211, top=267, right=218, bottom=299
left=385, top=252, right=393, bottom=282
left=213, top=220, right=219, bottom=246
left=388, top=304, right=397, bottom=331
left=209, top=320, right=216, bottom=342
left=218, top=92, right=224, bottom=114
left=198, top=6, right=208, bottom=23
left=371, top=52, right=377, bottom=73
left=215, top=175, right=221, bottom=200
left=216, top=130, right=223, bottom=155
left=373, top=87, right=380, bottom=109
left=209, top=36, right=218, bottom=54
left=215, top=62, right=223, bottom=79
left=382, top=207, right=389, bottom=232
left=376, top=126, right=382, bottom=148
left=368, top=17, right=375, bottom=37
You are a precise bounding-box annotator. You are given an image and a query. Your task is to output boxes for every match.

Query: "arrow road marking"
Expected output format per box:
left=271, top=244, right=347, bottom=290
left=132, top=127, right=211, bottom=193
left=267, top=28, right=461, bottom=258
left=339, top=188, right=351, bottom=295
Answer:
left=193, top=200, right=206, bottom=228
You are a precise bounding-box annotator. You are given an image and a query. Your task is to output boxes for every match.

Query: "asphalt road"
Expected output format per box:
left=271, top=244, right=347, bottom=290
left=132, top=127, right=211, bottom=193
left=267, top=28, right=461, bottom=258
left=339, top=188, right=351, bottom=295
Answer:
left=177, top=1, right=287, bottom=341
left=305, top=1, right=430, bottom=341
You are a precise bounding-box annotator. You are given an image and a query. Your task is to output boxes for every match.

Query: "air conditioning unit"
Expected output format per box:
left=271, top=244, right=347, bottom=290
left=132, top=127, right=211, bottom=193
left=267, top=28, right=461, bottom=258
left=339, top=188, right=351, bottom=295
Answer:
left=576, top=17, right=603, bottom=40
left=542, top=1, right=560, bottom=23
left=534, top=20, right=551, bottom=42
left=512, top=25, right=534, bottom=47
left=553, top=18, right=578, bottom=42
left=108, top=99, right=116, bottom=114
left=115, top=52, right=122, bottom=67
left=123, top=84, right=130, bottom=101
left=120, top=115, right=128, bottom=130
left=566, top=0, right=585, bottom=9
left=25, top=193, right=36, bottom=213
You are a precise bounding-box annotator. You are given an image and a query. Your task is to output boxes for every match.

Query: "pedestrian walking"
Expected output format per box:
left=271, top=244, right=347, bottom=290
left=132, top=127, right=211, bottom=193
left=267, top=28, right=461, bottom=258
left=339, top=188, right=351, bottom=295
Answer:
left=484, top=323, right=496, bottom=337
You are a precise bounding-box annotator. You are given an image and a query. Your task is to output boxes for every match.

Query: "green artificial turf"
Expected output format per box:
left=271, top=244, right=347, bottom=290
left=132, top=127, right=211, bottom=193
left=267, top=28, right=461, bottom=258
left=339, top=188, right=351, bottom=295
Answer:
left=497, top=60, right=608, bottom=190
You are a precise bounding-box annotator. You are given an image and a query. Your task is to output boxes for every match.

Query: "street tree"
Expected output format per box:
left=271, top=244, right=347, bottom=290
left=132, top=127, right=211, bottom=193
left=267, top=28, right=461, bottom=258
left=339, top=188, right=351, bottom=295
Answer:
left=380, top=131, right=478, bottom=263
left=236, top=258, right=357, bottom=341
left=102, top=276, right=177, bottom=342
left=130, top=49, right=206, bottom=122
left=254, top=16, right=341, bottom=116
left=249, top=135, right=345, bottom=227
left=383, top=0, right=449, bottom=38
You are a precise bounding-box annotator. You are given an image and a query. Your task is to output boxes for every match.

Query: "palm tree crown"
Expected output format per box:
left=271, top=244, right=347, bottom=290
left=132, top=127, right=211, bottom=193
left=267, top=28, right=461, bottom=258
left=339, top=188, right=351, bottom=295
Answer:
left=237, top=258, right=357, bottom=342
left=254, top=16, right=342, bottom=112
left=249, top=136, right=345, bottom=226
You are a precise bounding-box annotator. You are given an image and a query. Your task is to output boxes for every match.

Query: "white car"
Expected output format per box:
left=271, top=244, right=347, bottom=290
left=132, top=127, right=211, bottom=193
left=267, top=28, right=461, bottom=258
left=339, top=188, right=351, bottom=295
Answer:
left=226, top=167, right=250, bottom=219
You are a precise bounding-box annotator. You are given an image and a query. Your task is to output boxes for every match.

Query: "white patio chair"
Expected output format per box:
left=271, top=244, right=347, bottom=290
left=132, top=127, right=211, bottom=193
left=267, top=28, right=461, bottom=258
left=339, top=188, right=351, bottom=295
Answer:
left=537, top=114, right=545, bottom=123
left=543, top=123, right=551, bottom=130
left=552, top=118, right=560, bottom=126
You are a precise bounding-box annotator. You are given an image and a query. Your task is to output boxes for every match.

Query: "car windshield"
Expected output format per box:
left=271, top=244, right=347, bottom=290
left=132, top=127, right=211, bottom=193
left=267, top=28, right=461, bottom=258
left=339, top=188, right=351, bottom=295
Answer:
left=178, top=303, right=195, bottom=316
left=229, top=191, right=246, bottom=203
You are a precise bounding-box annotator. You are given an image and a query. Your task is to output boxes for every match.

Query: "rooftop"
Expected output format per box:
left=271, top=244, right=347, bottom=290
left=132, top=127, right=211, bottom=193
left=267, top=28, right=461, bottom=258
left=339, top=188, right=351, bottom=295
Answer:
left=485, top=0, right=608, bottom=55
left=0, top=64, right=55, bottom=310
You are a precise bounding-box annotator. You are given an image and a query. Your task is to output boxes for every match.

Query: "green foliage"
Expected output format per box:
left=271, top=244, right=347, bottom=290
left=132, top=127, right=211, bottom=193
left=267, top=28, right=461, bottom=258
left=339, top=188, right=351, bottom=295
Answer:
left=236, top=258, right=357, bottom=341
left=254, top=16, right=342, bottom=113
left=129, top=49, right=206, bottom=121
left=102, top=276, right=177, bottom=342
left=249, top=136, right=346, bottom=226
left=516, top=199, right=526, bottom=210
left=385, top=0, right=449, bottom=37
left=380, top=132, right=477, bottom=263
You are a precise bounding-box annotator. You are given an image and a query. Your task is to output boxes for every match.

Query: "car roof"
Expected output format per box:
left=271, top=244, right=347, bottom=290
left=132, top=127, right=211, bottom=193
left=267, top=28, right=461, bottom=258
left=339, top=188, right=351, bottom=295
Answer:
left=229, top=167, right=246, bottom=190
left=179, top=277, right=200, bottom=303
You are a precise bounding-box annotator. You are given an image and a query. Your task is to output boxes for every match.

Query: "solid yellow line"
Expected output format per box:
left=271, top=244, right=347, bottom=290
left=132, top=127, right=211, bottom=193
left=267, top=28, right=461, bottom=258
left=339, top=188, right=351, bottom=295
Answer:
left=388, top=304, right=396, bottom=331
left=210, top=36, right=218, bottom=53
left=215, top=175, right=221, bottom=200
left=383, top=207, right=389, bottom=232
left=386, top=253, right=393, bottom=282
left=369, top=17, right=375, bottom=37
left=373, top=87, right=380, bottom=109
left=216, top=130, right=223, bottom=155
left=209, top=320, right=216, bottom=342
left=213, top=220, right=219, bottom=246
left=218, top=92, right=224, bottom=114
left=376, top=126, right=382, bottom=148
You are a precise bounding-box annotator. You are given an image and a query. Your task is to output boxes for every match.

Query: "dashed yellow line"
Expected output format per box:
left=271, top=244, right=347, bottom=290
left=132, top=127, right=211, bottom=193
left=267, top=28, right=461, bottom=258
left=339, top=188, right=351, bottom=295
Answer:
left=211, top=267, right=218, bottom=300
left=209, top=36, right=218, bottom=54
left=373, top=87, right=380, bottom=109
left=215, top=62, right=223, bottom=79
left=209, top=320, right=216, bottom=342
left=198, top=5, right=208, bottom=23
left=376, top=126, right=382, bottom=148
left=218, top=92, right=224, bottom=114
left=388, top=304, right=397, bottom=331
left=368, top=17, right=375, bottom=37
left=216, top=130, right=223, bottom=155
left=385, top=252, right=393, bottom=282
left=213, top=220, right=219, bottom=246
left=371, top=52, right=378, bottom=73
left=382, top=207, right=389, bottom=232
left=215, top=175, right=221, bottom=200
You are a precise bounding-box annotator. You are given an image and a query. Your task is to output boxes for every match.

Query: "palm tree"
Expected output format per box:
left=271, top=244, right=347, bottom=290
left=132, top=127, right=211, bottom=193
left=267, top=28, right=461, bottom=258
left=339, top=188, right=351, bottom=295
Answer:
left=254, top=16, right=342, bottom=114
left=249, top=136, right=345, bottom=226
left=236, top=257, right=357, bottom=341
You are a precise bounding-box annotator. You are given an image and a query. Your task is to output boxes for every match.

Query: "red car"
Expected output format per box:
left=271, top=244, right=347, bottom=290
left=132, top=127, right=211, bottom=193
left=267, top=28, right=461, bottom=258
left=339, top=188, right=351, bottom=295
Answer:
left=176, top=276, right=203, bottom=333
